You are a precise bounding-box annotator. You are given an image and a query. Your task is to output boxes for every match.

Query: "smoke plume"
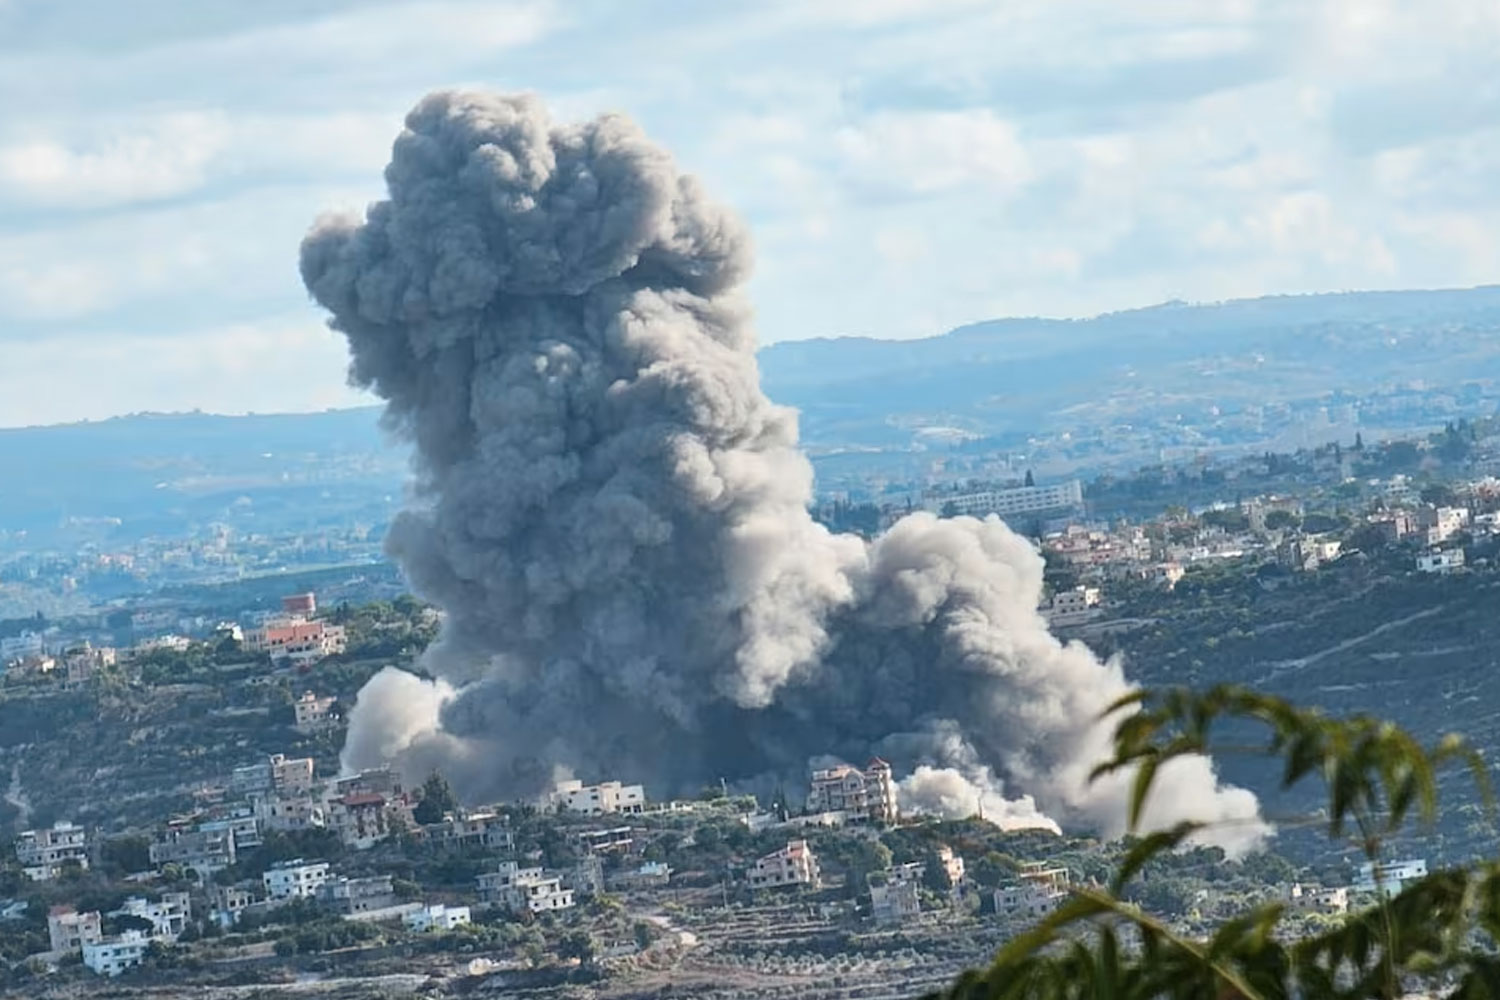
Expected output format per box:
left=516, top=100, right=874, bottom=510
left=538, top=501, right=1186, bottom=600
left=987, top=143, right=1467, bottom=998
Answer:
left=302, top=91, right=1267, bottom=853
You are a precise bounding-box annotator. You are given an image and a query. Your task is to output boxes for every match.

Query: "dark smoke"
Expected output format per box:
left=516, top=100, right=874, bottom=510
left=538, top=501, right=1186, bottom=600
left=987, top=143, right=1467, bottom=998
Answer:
left=302, top=91, right=1266, bottom=852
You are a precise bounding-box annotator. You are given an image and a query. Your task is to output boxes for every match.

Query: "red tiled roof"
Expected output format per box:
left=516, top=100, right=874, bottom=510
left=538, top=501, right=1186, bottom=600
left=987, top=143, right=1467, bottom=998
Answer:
left=339, top=792, right=385, bottom=807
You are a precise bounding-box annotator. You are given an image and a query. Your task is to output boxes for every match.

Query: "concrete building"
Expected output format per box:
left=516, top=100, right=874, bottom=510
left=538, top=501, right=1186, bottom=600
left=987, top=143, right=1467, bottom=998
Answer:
left=1418, top=506, right=1470, bottom=546
left=16, top=821, right=90, bottom=880
left=925, top=480, right=1085, bottom=520
left=83, top=930, right=150, bottom=977
left=293, top=691, right=337, bottom=732
left=110, top=893, right=190, bottom=941
left=870, top=877, right=921, bottom=924
left=995, top=862, right=1070, bottom=919
left=206, top=884, right=257, bottom=928
left=1289, top=883, right=1349, bottom=915
left=263, top=859, right=330, bottom=900
left=253, top=793, right=326, bottom=833
left=47, top=906, right=102, bottom=953
left=62, top=642, right=116, bottom=687
left=317, top=875, right=397, bottom=916
left=426, top=810, right=514, bottom=851
left=405, top=903, right=471, bottom=933
left=149, top=827, right=236, bottom=880
left=805, top=758, right=898, bottom=825
left=748, top=839, right=821, bottom=891
left=477, top=861, right=576, bottom=913
left=328, top=792, right=398, bottom=849
left=936, top=845, right=965, bottom=889
left=243, top=619, right=346, bottom=664
left=1417, top=548, right=1466, bottom=574
left=229, top=753, right=315, bottom=797
left=552, top=779, right=647, bottom=815
left=0, top=631, right=44, bottom=663
left=1353, top=858, right=1428, bottom=895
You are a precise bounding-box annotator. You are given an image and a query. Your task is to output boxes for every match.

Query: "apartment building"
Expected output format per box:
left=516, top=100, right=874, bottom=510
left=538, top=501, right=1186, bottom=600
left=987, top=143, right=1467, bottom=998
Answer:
left=47, top=906, right=102, bottom=953
left=477, top=861, right=575, bottom=913
left=748, top=839, right=821, bottom=891
left=805, top=758, right=898, bottom=825
left=404, top=903, right=471, bottom=932
left=551, top=779, right=647, bottom=816
left=16, top=821, right=90, bottom=880
left=263, top=859, right=330, bottom=900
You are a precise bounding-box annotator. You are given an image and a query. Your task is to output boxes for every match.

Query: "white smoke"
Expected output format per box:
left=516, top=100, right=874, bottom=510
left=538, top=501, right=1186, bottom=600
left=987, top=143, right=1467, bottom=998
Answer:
left=303, top=90, right=1269, bottom=854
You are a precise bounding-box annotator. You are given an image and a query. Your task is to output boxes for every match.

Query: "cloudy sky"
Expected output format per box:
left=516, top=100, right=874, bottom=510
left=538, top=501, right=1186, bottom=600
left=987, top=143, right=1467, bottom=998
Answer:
left=1, top=0, right=1495, bottom=427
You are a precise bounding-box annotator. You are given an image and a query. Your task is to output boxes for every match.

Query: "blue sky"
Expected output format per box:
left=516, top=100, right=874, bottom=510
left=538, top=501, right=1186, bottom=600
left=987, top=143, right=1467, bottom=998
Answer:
left=1, top=0, right=1496, bottom=426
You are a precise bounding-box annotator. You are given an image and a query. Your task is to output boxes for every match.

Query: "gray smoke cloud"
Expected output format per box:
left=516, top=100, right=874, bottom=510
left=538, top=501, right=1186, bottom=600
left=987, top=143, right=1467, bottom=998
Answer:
left=302, top=91, right=1268, bottom=854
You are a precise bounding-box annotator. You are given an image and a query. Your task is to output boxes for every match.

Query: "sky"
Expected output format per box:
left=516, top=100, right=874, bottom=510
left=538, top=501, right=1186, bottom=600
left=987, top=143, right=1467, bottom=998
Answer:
left=1, top=0, right=1497, bottom=427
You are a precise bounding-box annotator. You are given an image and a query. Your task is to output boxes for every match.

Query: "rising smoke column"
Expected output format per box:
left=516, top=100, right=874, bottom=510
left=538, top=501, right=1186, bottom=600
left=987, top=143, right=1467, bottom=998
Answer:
left=302, top=91, right=1267, bottom=852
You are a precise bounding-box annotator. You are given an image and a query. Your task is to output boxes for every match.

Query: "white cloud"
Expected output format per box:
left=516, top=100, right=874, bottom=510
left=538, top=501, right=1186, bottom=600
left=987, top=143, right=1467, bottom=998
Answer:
left=835, top=110, right=1031, bottom=197
left=0, top=315, right=369, bottom=428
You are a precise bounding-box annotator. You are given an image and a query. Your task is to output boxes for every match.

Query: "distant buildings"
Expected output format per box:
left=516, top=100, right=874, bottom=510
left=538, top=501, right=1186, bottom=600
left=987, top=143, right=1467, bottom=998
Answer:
left=552, top=779, right=646, bottom=816
left=149, top=826, right=236, bottom=881
left=281, top=592, right=318, bottom=617
left=1289, top=883, right=1349, bottom=915
left=748, top=839, right=821, bottom=891
left=316, top=874, right=397, bottom=916
left=243, top=618, right=346, bottom=665
left=110, top=893, right=190, bottom=940
left=83, top=930, right=151, bottom=977
left=805, top=758, right=898, bottom=825
left=16, top=821, right=90, bottom=880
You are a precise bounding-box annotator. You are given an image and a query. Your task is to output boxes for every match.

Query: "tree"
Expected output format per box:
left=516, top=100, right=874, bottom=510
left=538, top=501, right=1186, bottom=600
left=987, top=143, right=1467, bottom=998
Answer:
left=1263, top=509, right=1299, bottom=532
left=1025, top=469, right=1036, bottom=488
left=556, top=929, right=597, bottom=965
left=933, top=685, right=1497, bottom=1000
left=413, top=771, right=459, bottom=825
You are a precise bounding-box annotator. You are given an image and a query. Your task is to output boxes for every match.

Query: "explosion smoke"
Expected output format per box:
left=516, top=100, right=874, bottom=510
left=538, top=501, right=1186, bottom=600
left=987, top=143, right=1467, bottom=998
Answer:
left=302, top=91, right=1267, bottom=852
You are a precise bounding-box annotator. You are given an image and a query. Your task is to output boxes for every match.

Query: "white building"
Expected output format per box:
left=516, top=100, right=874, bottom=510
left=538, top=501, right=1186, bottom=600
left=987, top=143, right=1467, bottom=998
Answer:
left=47, top=906, right=102, bottom=953
left=1353, top=858, right=1428, bottom=895
left=149, top=827, right=236, bottom=880
left=263, top=859, right=330, bottom=900
left=0, top=631, right=45, bottom=663
left=1289, top=883, right=1349, bottom=915
left=552, top=779, right=646, bottom=815
left=748, top=839, right=821, bottom=891
left=1418, top=506, right=1470, bottom=546
left=926, top=480, right=1084, bottom=520
left=806, top=758, right=898, bottom=825
left=477, top=861, right=575, bottom=913
left=242, top=619, right=347, bottom=665
left=83, top=930, right=151, bottom=976
left=109, top=894, right=190, bottom=941
left=1417, top=548, right=1465, bottom=574
left=995, top=862, right=1070, bottom=919
left=404, top=903, right=471, bottom=933
left=16, top=820, right=89, bottom=880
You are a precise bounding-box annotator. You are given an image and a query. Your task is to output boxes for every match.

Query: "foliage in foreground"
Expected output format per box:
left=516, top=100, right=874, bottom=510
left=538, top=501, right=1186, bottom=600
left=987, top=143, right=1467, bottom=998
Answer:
left=934, top=685, right=1500, bottom=1000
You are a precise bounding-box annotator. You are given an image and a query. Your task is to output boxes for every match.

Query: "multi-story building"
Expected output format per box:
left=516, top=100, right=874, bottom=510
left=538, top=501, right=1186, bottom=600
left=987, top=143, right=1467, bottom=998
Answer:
left=47, top=906, right=102, bottom=953
left=425, top=810, right=513, bottom=851
left=870, top=877, right=921, bottom=924
left=230, top=753, right=315, bottom=797
left=328, top=792, right=397, bottom=849
left=1289, top=883, right=1350, bottom=915
left=805, top=758, right=898, bottom=825
left=293, top=691, right=337, bottom=732
left=316, top=875, right=397, bottom=916
left=1417, top=548, right=1466, bottom=574
left=149, top=827, right=236, bottom=880
left=243, top=619, right=346, bottom=665
left=1353, top=858, right=1428, bottom=895
left=925, top=480, right=1084, bottom=521
left=994, top=862, right=1069, bottom=919
left=477, top=861, right=575, bottom=913
left=16, top=821, right=90, bottom=880
left=263, top=859, right=330, bottom=900
left=0, top=631, right=44, bottom=664
left=935, top=845, right=965, bottom=888
left=252, top=793, right=326, bottom=832
left=551, top=779, right=647, bottom=815
left=404, top=903, right=471, bottom=932
left=281, top=592, right=318, bottom=617
left=62, top=642, right=116, bottom=687
left=83, top=930, right=150, bottom=977
left=748, top=839, right=821, bottom=891
left=109, top=894, right=190, bottom=940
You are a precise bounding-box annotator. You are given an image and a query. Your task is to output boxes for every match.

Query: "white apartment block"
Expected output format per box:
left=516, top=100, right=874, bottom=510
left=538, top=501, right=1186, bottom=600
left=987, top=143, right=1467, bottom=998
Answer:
left=47, top=906, right=102, bottom=953
left=83, top=930, right=150, bottom=977
left=1417, top=548, right=1465, bottom=574
left=263, top=859, right=330, bottom=900
left=110, top=893, right=190, bottom=941
left=552, top=779, right=646, bottom=815
left=404, top=903, right=471, bottom=932
left=16, top=821, right=89, bottom=880
left=995, top=862, right=1070, bottom=919
left=1353, top=858, right=1427, bottom=895
left=748, top=839, right=821, bottom=891
left=925, top=480, right=1084, bottom=520
left=805, top=758, right=898, bottom=825
left=477, top=861, right=575, bottom=913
